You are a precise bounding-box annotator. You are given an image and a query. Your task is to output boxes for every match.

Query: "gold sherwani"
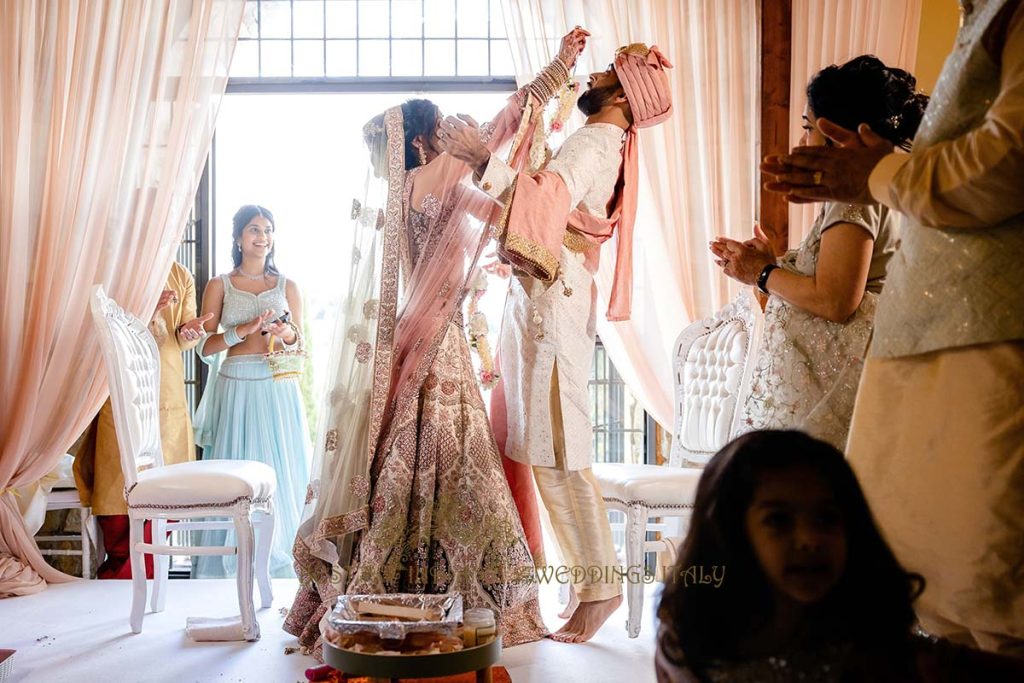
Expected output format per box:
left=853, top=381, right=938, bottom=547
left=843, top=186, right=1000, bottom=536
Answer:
left=74, top=262, right=200, bottom=515
left=848, top=0, right=1024, bottom=655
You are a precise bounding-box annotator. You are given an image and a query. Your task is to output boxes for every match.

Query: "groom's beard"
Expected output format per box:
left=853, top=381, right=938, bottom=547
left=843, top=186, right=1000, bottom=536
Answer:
left=577, top=84, right=621, bottom=116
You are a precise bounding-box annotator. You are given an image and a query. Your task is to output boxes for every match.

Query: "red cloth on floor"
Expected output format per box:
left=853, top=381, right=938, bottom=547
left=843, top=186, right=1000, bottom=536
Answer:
left=491, top=373, right=545, bottom=565
left=96, top=515, right=154, bottom=579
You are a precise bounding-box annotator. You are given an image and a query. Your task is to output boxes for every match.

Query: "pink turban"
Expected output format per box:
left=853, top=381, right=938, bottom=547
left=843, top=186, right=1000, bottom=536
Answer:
left=613, top=43, right=674, bottom=128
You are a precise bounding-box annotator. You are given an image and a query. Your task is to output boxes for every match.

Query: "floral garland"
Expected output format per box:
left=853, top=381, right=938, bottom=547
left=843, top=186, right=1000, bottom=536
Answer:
left=466, top=270, right=499, bottom=390
left=466, top=80, right=579, bottom=389
left=548, top=79, right=580, bottom=134
left=528, top=79, right=580, bottom=173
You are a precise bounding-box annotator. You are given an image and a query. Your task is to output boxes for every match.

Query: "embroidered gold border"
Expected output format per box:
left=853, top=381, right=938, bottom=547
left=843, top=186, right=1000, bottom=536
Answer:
left=312, top=506, right=370, bottom=544
left=616, top=42, right=651, bottom=58
left=503, top=230, right=559, bottom=282
left=563, top=229, right=595, bottom=254
left=491, top=175, right=518, bottom=243
left=367, top=108, right=405, bottom=469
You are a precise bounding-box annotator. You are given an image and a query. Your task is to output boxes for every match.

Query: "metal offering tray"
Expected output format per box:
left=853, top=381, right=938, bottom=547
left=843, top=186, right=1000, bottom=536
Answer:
left=327, top=593, right=463, bottom=642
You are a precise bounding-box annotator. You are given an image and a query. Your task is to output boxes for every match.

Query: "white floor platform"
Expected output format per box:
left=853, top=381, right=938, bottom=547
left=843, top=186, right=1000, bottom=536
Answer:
left=0, top=579, right=658, bottom=683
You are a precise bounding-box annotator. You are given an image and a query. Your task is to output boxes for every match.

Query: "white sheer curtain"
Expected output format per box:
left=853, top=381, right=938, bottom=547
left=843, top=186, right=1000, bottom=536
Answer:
left=499, top=0, right=760, bottom=428
left=0, top=0, right=244, bottom=597
left=788, top=0, right=922, bottom=241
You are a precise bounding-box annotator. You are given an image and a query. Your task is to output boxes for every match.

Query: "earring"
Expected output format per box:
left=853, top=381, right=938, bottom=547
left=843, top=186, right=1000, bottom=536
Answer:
left=415, top=144, right=427, bottom=166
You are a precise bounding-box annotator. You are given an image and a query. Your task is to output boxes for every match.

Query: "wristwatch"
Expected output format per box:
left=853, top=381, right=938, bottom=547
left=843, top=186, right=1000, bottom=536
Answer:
left=757, top=264, right=779, bottom=294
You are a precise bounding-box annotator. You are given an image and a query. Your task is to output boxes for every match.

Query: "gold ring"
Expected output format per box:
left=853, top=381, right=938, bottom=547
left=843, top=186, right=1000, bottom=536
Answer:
left=813, top=170, right=823, bottom=185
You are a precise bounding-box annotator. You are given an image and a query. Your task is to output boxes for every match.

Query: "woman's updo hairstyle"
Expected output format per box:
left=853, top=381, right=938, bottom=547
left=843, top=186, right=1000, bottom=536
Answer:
left=400, top=98, right=440, bottom=170
left=807, top=55, right=929, bottom=151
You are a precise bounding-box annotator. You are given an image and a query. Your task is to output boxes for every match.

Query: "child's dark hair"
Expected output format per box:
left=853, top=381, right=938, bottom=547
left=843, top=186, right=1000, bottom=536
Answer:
left=400, top=98, right=440, bottom=170
left=807, top=54, right=929, bottom=150
left=657, top=430, right=923, bottom=671
left=231, top=204, right=279, bottom=275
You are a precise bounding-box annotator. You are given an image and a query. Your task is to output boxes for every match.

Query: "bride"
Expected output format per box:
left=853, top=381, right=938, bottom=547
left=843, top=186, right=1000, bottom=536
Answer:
left=284, top=29, right=590, bottom=658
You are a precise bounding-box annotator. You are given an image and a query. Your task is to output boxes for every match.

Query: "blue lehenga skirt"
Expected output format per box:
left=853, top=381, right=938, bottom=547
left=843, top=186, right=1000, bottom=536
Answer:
left=191, top=354, right=311, bottom=579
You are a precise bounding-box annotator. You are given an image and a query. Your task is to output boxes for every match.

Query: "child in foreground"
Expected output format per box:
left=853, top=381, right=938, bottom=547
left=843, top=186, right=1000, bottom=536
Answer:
left=655, top=430, right=1024, bottom=682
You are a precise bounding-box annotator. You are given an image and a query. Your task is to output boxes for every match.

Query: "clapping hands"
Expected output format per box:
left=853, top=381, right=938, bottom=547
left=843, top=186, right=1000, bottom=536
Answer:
left=710, top=223, right=776, bottom=286
left=153, top=289, right=178, bottom=319
left=761, top=119, right=893, bottom=205
left=178, top=312, right=214, bottom=342
left=236, top=309, right=276, bottom=339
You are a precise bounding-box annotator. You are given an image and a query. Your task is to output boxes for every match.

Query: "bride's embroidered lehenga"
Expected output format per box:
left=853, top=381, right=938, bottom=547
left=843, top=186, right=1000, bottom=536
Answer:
left=284, top=65, right=569, bottom=658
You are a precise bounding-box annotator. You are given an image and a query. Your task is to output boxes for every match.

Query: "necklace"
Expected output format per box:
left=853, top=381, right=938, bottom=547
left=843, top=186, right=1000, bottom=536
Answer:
left=233, top=268, right=266, bottom=281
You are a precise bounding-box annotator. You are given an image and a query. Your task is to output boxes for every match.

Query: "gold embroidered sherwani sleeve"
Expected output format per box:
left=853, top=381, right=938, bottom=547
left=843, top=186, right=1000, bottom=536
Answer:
left=868, top=1, right=1024, bottom=228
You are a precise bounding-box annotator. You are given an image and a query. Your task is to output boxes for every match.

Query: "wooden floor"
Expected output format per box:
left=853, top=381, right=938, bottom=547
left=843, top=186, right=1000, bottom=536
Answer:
left=0, top=578, right=659, bottom=683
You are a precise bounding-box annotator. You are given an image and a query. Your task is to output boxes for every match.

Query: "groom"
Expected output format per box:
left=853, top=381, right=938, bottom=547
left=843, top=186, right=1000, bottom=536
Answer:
left=441, top=41, right=673, bottom=642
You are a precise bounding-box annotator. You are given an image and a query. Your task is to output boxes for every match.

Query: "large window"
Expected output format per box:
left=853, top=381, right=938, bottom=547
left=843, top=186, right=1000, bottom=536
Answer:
left=230, top=0, right=514, bottom=82
left=591, top=340, right=651, bottom=466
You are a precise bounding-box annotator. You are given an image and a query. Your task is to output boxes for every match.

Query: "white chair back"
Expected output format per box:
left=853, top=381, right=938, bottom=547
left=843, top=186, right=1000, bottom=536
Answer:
left=669, top=290, right=760, bottom=467
left=89, top=285, right=164, bottom=491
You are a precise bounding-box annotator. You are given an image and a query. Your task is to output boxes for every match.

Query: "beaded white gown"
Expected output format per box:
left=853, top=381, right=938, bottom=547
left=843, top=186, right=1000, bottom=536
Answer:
left=738, top=202, right=897, bottom=450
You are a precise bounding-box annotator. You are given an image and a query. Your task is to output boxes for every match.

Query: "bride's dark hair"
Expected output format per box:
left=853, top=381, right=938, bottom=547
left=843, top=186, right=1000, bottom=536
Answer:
left=400, top=98, right=440, bottom=170
left=807, top=54, right=929, bottom=150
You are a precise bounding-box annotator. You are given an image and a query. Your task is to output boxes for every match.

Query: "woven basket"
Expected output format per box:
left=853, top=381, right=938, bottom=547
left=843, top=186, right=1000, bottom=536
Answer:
left=264, top=334, right=306, bottom=382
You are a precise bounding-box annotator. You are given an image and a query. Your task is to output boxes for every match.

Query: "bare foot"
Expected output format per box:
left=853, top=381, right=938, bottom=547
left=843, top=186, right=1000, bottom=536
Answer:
left=558, top=585, right=580, bottom=620
left=550, top=595, right=622, bottom=643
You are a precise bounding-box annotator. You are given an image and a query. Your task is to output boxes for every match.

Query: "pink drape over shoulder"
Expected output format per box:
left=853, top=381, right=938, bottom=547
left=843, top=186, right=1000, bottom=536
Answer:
left=495, top=127, right=639, bottom=321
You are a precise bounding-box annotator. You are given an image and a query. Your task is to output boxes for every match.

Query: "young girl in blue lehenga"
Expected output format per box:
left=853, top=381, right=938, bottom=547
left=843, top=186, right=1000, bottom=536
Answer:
left=192, top=205, right=311, bottom=578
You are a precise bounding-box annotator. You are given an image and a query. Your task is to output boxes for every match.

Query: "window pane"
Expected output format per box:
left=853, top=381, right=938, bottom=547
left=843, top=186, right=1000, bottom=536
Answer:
left=260, top=40, right=293, bottom=77
left=457, top=39, right=488, bottom=76
left=391, top=39, right=423, bottom=77
left=457, top=0, right=488, bottom=38
left=589, top=343, right=647, bottom=465
left=424, top=0, right=455, bottom=38
left=259, top=0, right=292, bottom=38
left=489, top=0, right=505, bottom=39
left=293, top=39, right=325, bottom=76
left=239, top=3, right=260, bottom=39
left=230, top=40, right=260, bottom=77
left=424, top=39, right=455, bottom=76
left=325, top=39, right=357, bottom=76
left=490, top=39, right=514, bottom=76
left=391, top=0, right=422, bottom=38
left=325, top=0, right=357, bottom=38
left=358, top=39, right=390, bottom=76
left=293, top=0, right=325, bottom=39
left=358, top=0, right=389, bottom=38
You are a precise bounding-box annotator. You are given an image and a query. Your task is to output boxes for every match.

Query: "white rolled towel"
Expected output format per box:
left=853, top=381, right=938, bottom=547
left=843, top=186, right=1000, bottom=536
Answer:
left=185, top=616, right=260, bottom=642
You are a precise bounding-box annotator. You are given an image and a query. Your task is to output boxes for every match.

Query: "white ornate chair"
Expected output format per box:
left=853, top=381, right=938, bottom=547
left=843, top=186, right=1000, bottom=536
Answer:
left=38, top=474, right=100, bottom=579
left=592, top=291, right=761, bottom=637
left=90, top=285, right=276, bottom=641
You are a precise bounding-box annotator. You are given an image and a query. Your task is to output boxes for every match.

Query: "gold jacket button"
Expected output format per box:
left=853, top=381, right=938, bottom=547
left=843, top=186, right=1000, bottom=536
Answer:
left=482, top=181, right=492, bottom=191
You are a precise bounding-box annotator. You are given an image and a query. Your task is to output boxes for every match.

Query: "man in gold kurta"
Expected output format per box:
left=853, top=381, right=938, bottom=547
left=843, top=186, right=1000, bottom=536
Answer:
left=74, top=262, right=210, bottom=578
